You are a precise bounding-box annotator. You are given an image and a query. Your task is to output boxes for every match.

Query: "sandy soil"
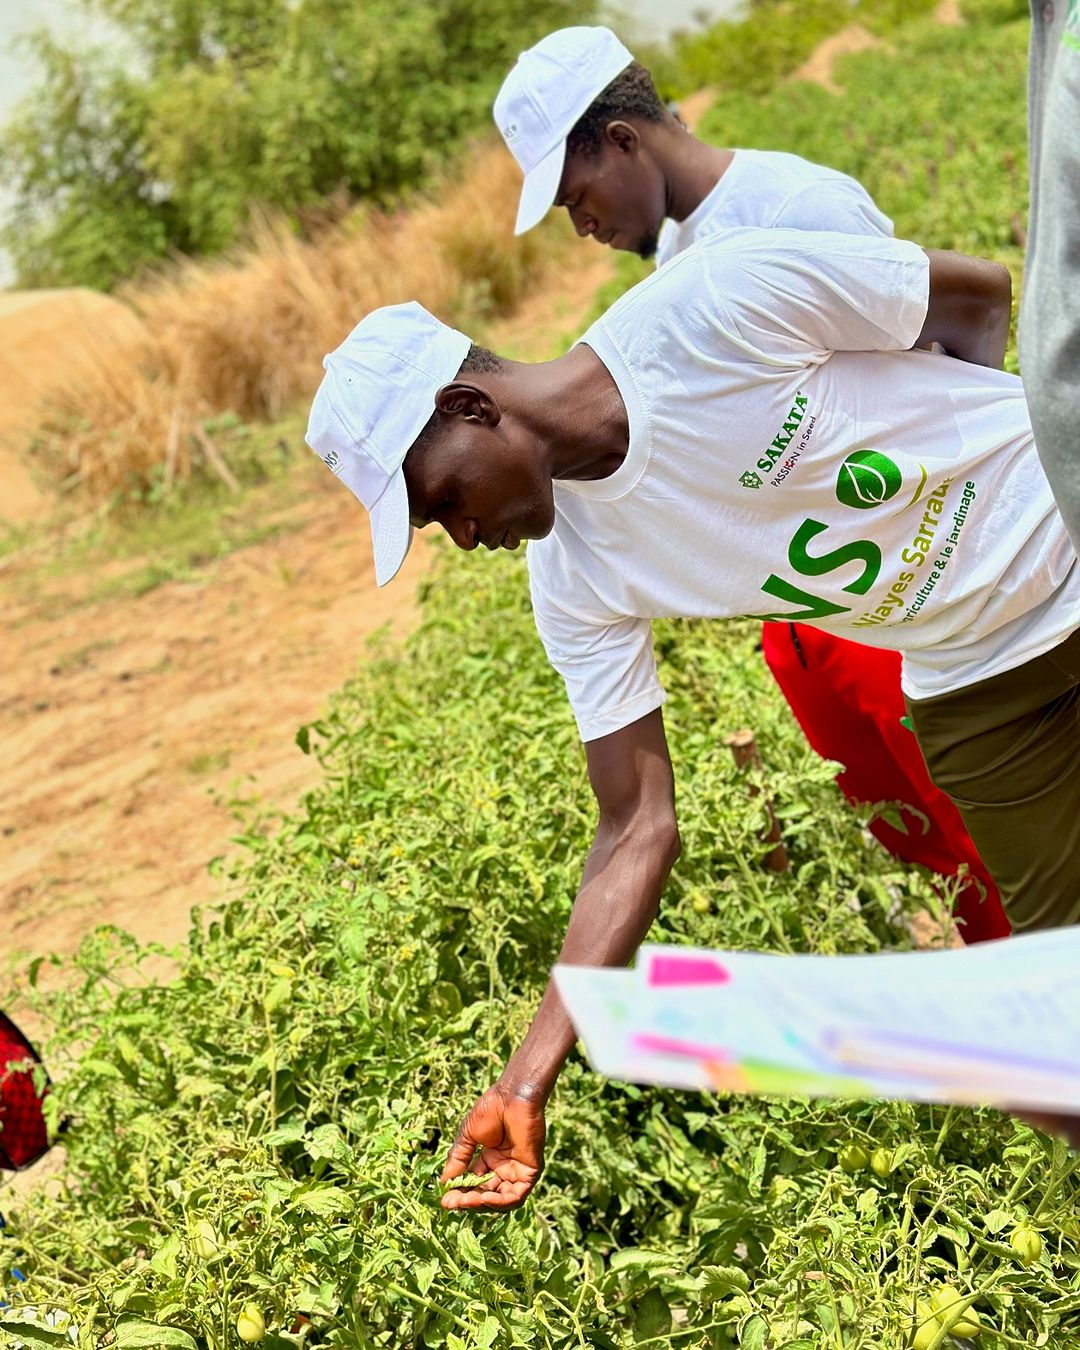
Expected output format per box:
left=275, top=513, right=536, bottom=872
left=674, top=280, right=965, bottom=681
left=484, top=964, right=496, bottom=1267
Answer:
left=791, top=25, right=890, bottom=94
left=935, top=0, right=966, bottom=26
left=2, top=474, right=429, bottom=960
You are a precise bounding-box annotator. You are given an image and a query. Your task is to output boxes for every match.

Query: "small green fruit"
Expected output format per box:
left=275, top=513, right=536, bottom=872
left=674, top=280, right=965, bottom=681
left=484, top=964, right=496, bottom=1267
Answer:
left=236, top=1304, right=266, bottom=1343
left=191, top=1219, right=221, bottom=1261
left=1009, top=1225, right=1043, bottom=1264
left=912, top=1301, right=939, bottom=1349
left=871, top=1147, right=893, bottom=1178
left=837, top=1143, right=870, bottom=1173
left=931, top=1285, right=981, bottom=1339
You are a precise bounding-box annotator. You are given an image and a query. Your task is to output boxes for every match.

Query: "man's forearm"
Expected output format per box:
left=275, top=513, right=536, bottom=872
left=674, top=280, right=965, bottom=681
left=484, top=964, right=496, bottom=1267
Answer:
left=920, top=250, right=1012, bottom=370
left=936, top=301, right=1010, bottom=369
left=499, top=816, right=680, bottom=1102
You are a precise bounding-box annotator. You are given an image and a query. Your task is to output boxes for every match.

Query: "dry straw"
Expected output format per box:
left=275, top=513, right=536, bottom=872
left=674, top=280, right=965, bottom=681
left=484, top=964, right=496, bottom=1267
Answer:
left=30, top=141, right=570, bottom=501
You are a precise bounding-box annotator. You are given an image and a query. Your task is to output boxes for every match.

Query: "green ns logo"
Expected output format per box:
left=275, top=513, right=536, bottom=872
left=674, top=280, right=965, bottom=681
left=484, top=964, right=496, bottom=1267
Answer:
left=836, top=449, right=903, bottom=510
left=740, top=470, right=763, bottom=490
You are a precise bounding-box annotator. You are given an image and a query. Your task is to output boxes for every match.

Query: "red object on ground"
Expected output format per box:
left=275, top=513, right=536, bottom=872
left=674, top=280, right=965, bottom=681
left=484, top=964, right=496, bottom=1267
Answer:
left=761, top=622, right=1011, bottom=944
left=0, top=1013, right=49, bottom=1170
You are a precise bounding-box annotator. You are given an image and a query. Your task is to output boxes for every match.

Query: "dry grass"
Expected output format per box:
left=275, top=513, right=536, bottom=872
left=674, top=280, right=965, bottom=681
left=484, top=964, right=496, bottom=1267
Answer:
left=29, top=140, right=571, bottom=500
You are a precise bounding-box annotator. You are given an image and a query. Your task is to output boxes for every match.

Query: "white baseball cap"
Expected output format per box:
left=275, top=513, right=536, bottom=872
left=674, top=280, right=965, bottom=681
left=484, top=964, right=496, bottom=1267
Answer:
left=305, top=302, right=471, bottom=586
left=494, top=26, right=633, bottom=236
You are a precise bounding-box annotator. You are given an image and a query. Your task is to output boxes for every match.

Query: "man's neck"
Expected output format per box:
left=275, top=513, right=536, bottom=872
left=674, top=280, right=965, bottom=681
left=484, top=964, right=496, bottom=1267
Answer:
left=660, top=130, right=735, bottom=224
left=503, top=347, right=630, bottom=485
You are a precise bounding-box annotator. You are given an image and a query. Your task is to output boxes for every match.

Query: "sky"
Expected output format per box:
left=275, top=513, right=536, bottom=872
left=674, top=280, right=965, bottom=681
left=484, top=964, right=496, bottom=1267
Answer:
left=0, top=0, right=739, bottom=287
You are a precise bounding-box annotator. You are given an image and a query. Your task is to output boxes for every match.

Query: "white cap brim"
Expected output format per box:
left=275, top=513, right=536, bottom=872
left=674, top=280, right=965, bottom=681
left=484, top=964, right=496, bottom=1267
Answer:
left=369, top=469, right=413, bottom=587
left=514, top=140, right=567, bottom=235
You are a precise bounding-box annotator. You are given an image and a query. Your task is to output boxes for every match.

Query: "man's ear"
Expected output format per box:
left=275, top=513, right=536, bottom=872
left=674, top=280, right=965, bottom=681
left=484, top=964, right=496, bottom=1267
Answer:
left=605, top=120, right=641, bottom=156
left=434, top=382, right=501, bottom=427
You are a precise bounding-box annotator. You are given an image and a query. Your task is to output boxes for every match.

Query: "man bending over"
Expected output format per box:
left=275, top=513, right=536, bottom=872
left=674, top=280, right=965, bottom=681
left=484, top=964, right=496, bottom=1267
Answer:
left=306, top=230, right=1080, bottom=1208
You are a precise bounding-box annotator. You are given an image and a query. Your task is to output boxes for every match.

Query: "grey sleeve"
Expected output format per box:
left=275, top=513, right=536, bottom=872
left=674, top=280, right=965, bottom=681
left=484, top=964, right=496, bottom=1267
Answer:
left=1019, top=1, right=1080, bottom=551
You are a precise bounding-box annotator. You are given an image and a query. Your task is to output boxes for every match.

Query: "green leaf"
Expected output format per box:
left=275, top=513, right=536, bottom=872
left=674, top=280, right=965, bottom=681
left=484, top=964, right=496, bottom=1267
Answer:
left=305, top=1123, right=350, bottom=1164
left=150, top=1231, right=182, bottom=1279
left=0, top=1321, right=71, bottom=1347
left=442, top=1170, right=495, bottom=1190
left=338, top=923, right=368, bottom=962
left=456, top=1223, right=488, bottom=1270
left=740, top=1314, right=770, bottom=1350
left=114, top=1319, right=199, bottom=1348
left=633, top=1289, right=671, bottom=1342
left=504, top=1219, right=538, bottom=1272
left=747, top=1139, right=768, bottom=1197
left=983, top=1208, right=1014, bottom=1235
left=290, top=1185, right=354, bottom=1217
left=609, top=1248, right=678, bottom=1274
left=700, top=1265, right=751, bottom=1302
left=476, top=1316, right=502, bottom=1348
left=265, top=1121, right=306, bottom=1146
left=414, top=1259, right=439, bottom=1296
left=264, top=978, right=293, bottom=1013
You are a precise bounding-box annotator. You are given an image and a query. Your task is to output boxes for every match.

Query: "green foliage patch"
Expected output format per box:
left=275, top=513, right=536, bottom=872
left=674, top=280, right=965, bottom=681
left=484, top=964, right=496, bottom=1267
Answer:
left=664, top=0, right=941, bottom=100
left=695, top=16, right=1029, bottom=261
left=5, top=552, right=1080, bottom=1348
left=0, top=0, right=596, bottom=289
left=3, top=7, right=1069, bottom=1350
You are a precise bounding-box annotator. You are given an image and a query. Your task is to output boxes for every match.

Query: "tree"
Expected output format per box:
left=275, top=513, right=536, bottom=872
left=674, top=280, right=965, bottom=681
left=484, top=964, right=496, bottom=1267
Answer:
left=1, top=0, right=597, bottom=290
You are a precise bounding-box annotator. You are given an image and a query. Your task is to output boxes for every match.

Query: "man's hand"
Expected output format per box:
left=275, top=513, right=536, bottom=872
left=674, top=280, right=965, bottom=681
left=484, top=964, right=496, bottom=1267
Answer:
left=439, top=1083, right=546, bottom=1210
left=440, top=709, right=679, bottom=1214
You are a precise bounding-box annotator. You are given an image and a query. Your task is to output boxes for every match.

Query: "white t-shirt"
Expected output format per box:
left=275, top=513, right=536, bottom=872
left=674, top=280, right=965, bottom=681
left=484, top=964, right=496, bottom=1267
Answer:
left=655, top=149, right=894, bottom=266
left=527, top=229, right=1080, bottom=742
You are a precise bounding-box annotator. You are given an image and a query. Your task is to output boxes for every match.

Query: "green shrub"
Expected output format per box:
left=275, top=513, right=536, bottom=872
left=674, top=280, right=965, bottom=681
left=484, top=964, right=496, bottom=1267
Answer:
left=0, top=0, right=597, bottom=290
left=668, top=0, right=941, bottom=99
left=696, top=20, right=1029, bottom=258
left=4, top=550, right=1077, bottom=1348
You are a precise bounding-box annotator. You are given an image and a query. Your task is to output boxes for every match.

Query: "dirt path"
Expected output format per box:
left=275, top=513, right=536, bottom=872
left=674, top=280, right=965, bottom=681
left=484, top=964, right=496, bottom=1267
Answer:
left=1, top=250, right=614, bottom=966
left=2, top=470, right=429, bottom=959
left=791, top=25, right=890, bottom=94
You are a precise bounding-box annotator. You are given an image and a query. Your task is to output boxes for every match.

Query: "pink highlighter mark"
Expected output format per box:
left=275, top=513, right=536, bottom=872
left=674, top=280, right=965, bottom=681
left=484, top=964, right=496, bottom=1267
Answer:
left=647, top=955, right=732, bottom=987
left=633, top=1031, right=734, bottom=1063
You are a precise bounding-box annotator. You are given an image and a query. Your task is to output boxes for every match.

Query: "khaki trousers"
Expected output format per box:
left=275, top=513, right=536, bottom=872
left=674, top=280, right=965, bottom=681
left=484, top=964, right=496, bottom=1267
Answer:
left=906, top=627, right=1080, bottom=932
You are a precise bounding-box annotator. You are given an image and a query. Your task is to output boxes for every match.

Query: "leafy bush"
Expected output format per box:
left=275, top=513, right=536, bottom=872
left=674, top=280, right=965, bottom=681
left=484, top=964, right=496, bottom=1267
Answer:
left=4, top=550, right=1078, bottom=1349
left=0, top=0, right=595, bottom=290
left=667, top=0, right=940, bottom=99
left=696, top=18, right=1029, bottom=260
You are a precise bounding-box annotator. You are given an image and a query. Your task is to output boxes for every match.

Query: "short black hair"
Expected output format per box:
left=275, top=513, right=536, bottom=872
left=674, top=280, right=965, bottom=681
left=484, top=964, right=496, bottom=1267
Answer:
left=566, top=62, right=668, bottom=157
left=457, top=344, right=503, bottom=375
left=409, top=344, right=504, bottom=453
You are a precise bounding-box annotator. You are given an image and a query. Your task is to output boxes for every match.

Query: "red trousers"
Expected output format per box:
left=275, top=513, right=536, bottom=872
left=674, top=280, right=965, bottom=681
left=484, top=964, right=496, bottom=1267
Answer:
left=761, top=623, right=1011, bottom=944
left=0, top=1012, right=49, bottom=1170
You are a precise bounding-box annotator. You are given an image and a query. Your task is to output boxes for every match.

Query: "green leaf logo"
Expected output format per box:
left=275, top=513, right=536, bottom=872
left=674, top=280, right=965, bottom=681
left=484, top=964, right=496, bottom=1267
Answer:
left=836, top=449, right=903, bottom=510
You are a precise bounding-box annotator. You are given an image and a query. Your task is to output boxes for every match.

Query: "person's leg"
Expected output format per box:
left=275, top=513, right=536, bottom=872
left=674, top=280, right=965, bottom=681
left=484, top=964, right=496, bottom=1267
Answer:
left=763, top=623, right=1010, bottom=941
left=906, top=630, right=1080, bottom=932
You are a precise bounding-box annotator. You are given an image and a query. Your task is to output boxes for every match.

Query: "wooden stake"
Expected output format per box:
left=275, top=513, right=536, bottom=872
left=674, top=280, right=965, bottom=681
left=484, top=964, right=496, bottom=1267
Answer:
left=194, top=423, right=240, bottom=494
left=724, top=728, right=789, bottom=873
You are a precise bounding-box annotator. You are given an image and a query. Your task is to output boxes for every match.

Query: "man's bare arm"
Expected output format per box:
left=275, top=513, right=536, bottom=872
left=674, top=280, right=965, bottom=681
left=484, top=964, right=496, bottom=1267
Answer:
left=440, top=707, right=680, bottom=1210
left=918, top=248, right=1012, bottom=370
